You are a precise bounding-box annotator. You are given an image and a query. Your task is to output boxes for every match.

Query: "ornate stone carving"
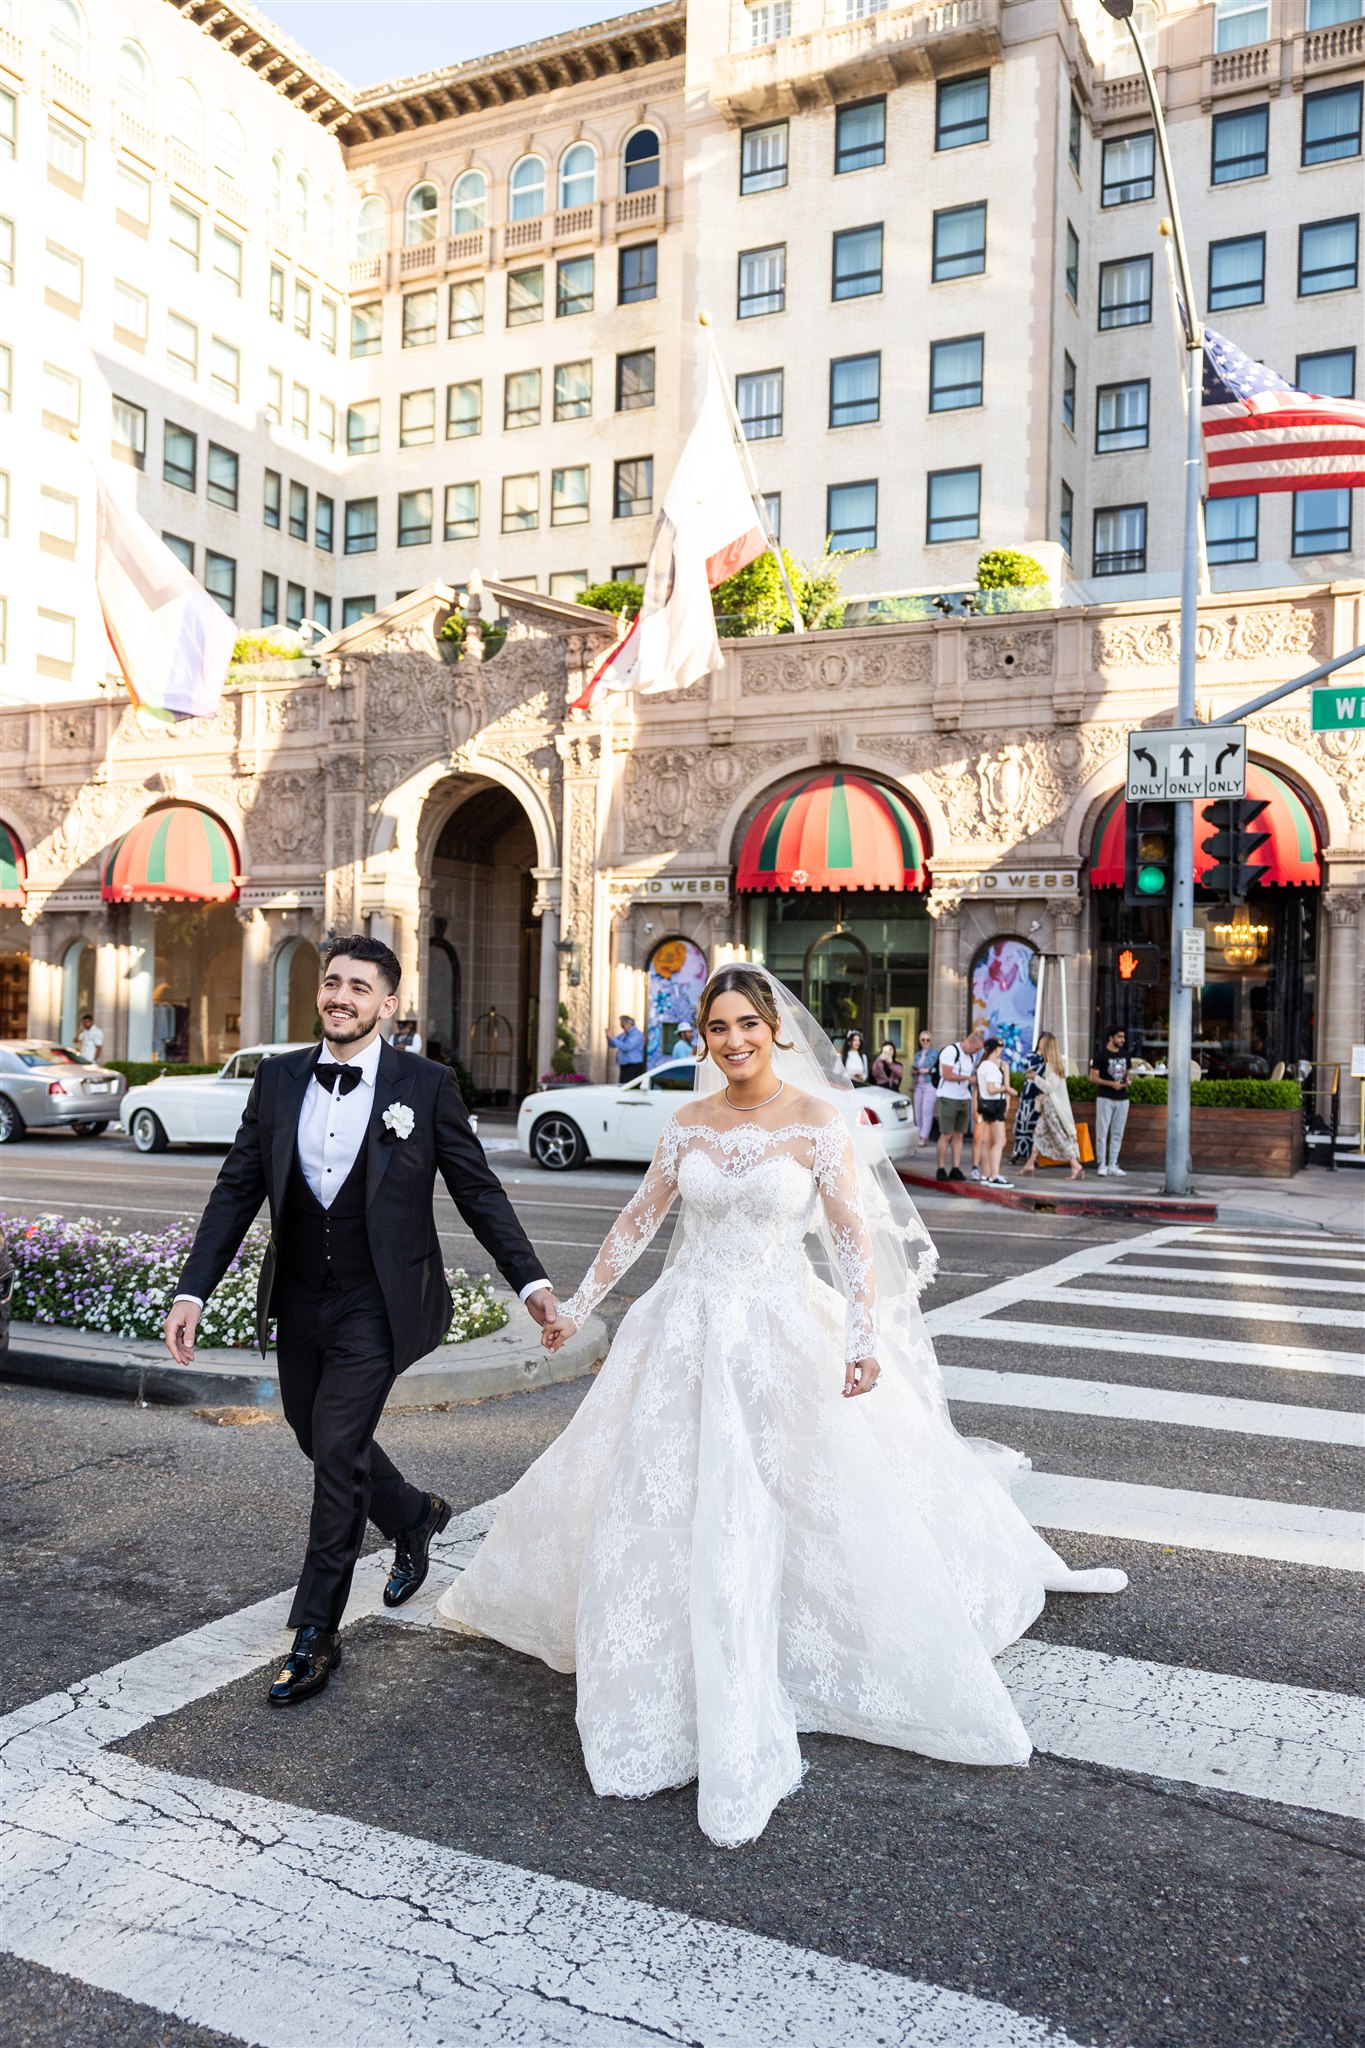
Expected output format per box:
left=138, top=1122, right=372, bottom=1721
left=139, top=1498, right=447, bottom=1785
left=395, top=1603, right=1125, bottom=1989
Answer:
left=1324, top=889, right=1362, bottom=928
left=365, top=666, right=445, bottom=737
left=262, top=689, right=320, bottom=733
left=45, top=782, right=125, bottom=873
left=0, top=713, right=26, bottom=752
left=328, top=753, right=364, bottom=792
left=1093, top=606, right=1326, bottom=670
left=742, top=639, right=931, bottom=694
left=621, top=738, right=805, bottom=855
left=645, top=674, right=712, bottom=706
left=250, top=772, right=324, bottom=860
left=965, top=627, right=1054, bottom=681
left=47, top=709, right=96, bottom=750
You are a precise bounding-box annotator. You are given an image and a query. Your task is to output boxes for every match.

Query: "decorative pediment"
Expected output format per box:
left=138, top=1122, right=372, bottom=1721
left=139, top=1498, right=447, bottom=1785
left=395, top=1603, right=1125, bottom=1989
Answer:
left=314, top=583, right=459, bottom=660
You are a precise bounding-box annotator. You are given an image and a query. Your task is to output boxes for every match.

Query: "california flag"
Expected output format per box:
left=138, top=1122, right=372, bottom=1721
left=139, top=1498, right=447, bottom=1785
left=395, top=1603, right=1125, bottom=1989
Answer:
left=573, top=354, right=767, bottom=711
left=93, top=456, right=236, bottom=722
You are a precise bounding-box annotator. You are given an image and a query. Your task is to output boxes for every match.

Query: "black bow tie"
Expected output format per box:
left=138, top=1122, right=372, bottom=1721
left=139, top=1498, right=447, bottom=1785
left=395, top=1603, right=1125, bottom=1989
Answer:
left=314, top=1063, right=363, bottom=1096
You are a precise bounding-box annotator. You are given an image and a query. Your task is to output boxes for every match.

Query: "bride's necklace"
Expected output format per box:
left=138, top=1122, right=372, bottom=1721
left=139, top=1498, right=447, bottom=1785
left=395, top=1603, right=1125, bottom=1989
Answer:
left=722, top=1078, right=785, bottom=1111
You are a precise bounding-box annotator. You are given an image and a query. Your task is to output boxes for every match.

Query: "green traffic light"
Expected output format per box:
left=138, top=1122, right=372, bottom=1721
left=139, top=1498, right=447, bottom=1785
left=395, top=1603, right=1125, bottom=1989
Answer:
left=1137, top=864, right=1167, bottom=895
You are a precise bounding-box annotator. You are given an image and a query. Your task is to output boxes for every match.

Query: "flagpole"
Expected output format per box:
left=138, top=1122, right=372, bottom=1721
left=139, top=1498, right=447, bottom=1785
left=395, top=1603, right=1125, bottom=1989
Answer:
left=698, top=312, right=803, bottom=635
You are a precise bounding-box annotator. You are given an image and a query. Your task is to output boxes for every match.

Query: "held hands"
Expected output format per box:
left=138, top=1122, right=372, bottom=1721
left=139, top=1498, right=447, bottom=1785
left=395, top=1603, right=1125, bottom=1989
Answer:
left=541, top=1313, right=579, bottom=1354
left=843, top=1355, right=881, bottom=1398
left=522, top=1286, right=559, bottom=1329
left=164, top=1300, right=200, bottom=1366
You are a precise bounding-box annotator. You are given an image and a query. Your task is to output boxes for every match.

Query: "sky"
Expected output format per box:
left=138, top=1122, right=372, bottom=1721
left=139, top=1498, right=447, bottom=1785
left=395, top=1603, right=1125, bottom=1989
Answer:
left=264, top=2, right=634, bottom=88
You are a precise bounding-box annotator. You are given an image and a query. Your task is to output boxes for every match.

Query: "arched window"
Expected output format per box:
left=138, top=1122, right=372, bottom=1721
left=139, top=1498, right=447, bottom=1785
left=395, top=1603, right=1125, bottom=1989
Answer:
left=48, top=0, right=86, bottom=71
left=509, top=154, right=546, bottom=221
left=404, top=181, right=438, bottom=245
left=353, top=193, right=385, bottom=259
left=213, top=112, right=244, bottom=183
left=167, top=77, right=203, bottom=157
left=118, top=40, right=151, bottom=123
left=451, top=169, right=487, bottom=234
left=271, top=153, right=286, bottom=225
left=294, top=171, right=312, bottom=243
left=558, top=142, right=596, bottom=209
left=623, top=127, right=660, bottom=193
left=1105, top=0, right=1159, bottom=74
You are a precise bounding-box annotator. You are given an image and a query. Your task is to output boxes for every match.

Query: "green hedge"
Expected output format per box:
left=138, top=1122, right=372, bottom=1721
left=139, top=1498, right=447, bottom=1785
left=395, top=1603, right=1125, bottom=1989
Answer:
left=104, top=1060, right=221, bottom=1088
left=1064, top=1075, right=1301, bottom=1111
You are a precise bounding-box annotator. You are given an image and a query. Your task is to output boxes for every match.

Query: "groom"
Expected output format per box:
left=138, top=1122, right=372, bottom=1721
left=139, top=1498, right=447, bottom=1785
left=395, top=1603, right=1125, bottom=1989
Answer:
left=163, top=935, right=557, bottom=1706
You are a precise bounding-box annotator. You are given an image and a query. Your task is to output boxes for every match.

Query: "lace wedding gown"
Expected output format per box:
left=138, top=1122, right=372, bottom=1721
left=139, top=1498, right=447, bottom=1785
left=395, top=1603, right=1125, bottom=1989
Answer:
left=437, top=1104, right=1124, bottom=1847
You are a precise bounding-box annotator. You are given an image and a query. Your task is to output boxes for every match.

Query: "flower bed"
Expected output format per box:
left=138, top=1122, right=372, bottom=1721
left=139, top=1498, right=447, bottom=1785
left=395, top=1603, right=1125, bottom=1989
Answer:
left=1, top=1214, right=509, bottom=1350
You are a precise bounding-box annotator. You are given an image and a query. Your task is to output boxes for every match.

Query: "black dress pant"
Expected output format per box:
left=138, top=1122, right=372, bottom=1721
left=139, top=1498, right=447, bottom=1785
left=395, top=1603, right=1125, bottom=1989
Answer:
left=275, top=1270, right=426, bottom=1632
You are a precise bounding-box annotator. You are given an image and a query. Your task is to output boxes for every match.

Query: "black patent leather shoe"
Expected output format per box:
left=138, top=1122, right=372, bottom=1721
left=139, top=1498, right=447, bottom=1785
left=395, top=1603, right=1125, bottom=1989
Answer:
left=267, top=1627, right=341, bottom=1706
left=384, top=1492, right=452, bottom=1608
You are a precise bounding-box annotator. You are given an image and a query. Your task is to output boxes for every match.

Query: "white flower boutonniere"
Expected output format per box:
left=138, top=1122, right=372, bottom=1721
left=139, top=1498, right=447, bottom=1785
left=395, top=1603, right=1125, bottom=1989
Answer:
left=382, top=1102, right=415, bottom=1141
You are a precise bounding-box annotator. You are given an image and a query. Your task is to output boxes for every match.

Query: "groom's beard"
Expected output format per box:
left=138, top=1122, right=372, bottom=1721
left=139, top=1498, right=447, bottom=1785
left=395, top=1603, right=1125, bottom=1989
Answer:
left=321, top=1009, right=373, bottom=1049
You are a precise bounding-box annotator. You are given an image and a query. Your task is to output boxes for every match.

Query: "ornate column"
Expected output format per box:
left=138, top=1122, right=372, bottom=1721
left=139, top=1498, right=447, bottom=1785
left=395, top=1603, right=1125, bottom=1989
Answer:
left=325, top=753, right=365, bottom=939
left=237, top=907, right=270, bottom=1047
left=556, top=731, right=603, bottom=1076
left=22, top=913, right=60, bottom=1040
left=531, top=866, right=561, bottom=1081
left=1322, top=889, right=1362, bottom=1130
left=92, top=914, right=124, bottom=1059
left=925, top=893, right=964, bottom=1041
left=1046, top=894, right=1085, bottom=1071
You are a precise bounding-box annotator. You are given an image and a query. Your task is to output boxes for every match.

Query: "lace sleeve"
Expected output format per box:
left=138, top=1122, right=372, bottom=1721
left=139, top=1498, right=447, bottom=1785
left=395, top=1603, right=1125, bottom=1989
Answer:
left=562, top=1119, right=682, bottom=1327
left=813, top=1119, right=876, bottom=1366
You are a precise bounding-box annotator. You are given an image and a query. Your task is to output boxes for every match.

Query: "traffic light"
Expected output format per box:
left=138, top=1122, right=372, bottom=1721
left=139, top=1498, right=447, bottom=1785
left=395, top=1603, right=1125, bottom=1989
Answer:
left=1201, top=798, right=1269, bottom=903
left=1109, top=942, right=1161, bottom=986
left=1123, top=800, right=1176, bottom=908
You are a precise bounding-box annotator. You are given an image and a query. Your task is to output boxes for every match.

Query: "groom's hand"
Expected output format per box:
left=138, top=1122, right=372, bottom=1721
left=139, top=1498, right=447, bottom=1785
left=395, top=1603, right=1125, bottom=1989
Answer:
left=522, top=1286, right=558, bottom=1328
left=164, top=1299, right=201, bottom=1366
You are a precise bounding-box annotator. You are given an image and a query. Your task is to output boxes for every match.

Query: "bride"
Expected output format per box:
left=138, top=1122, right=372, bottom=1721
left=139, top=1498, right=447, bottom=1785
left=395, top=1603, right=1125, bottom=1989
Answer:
left=437, top=966, right=1125, bottom=1846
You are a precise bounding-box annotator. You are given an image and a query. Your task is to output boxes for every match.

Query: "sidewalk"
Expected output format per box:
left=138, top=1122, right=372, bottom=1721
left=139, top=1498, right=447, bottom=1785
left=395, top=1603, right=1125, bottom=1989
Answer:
left=902, top=1162, right=1364, bottom=1235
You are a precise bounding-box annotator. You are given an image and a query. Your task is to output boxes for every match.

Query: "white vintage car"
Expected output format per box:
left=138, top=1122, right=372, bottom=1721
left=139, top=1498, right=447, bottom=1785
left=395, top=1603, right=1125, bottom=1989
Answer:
left=516, top=1057, right=918, bottom=1172
left=120, top=1042, right=312, bottom=1152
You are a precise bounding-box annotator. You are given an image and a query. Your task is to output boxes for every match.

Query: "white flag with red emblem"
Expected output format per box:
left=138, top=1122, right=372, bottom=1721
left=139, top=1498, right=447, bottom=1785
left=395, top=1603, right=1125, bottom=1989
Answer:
left=573, top=354, right=768, bottom=712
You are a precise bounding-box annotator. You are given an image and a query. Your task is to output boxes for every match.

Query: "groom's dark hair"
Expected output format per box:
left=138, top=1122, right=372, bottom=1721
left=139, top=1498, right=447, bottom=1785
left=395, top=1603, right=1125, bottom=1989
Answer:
left=321, top=932, right=400, bottom=996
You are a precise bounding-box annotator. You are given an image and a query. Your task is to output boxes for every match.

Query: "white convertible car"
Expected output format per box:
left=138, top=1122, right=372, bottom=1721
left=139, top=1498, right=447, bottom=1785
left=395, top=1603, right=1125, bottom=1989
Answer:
left=516, top=1057, right=918, bottom=1172
left=121, top=1042, right=311, bottom=1152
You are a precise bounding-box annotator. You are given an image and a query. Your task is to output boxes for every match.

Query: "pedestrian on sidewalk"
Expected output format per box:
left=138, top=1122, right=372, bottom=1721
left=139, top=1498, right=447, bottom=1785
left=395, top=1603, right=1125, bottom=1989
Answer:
left=1018, top=1033, right=1083, bottom=1180
left=74, top=1012, right=104, bottom=1063
left=607, top=1015, right=646, bottom=1083
left=911, top=1030, right=938, bottom=1142
left=390, top=1018, right=423, bottom=1054
left=1090, top=1025, right=1130, bottom=1176
left=841, top=1029, right=868, bottom=1084
left=871, top=1039, right=904, bottom=1091
left=972, top=1037, right=1015, bottom=1187
left=669, top=1021, right=697, bottom=1060
left=935, top=1028, right=982, bottom=1181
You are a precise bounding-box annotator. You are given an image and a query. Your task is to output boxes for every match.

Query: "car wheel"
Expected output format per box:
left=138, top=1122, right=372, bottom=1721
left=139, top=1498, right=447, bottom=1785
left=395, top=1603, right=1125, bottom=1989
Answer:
left=129, top=1108, right=169, bottom=1154
left=0, top=1095, right=22, bottom=1144
left=530, top=1112, right=587, bottom=1171
left=69, top=1120, right=107, bottom=1137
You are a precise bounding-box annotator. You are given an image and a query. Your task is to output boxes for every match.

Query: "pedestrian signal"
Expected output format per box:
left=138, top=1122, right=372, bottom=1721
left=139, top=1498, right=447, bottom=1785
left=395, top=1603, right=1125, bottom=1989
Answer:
left=1123, top=799, right=1175, bottom=908
left=1109, top=942, right=1161, bottom=986
left=1201, top=798, right=1269, bottom=903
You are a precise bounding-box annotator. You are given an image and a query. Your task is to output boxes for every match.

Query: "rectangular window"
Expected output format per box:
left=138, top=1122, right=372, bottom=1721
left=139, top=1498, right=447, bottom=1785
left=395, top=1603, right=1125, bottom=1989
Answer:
left=41, top=362, right=80, bottom=431
left=316, top=496, right=334, bottom=552
left=261, top=571, right=280, bottom=626
left=1212, top=104, right=1268, bottom=183
left=264, top=470, right=281, bottom=529
left=1063, top=351, right=1076, bottom=430
left=167, top=312, right=198, bottom=379
left=836, top=98, right=885, bottom=175
left=166, top=201, right=200, bottom=271
left=549, top=571, right=589, bottom=601
left=320, top=298, right=338, bottom=354
left=1098, top=254, right=1152, bottom=327
left=0, top=216, right=14, bottom=289
left=294, top=279, right=312, bottom=338
left=288, top=480, right=308, bottom=542
left=614, top=457, right=654, bottom=518
left=36, top=609, right=76, bottom=668
left=48, top=118, right=84, bottom=186
left=342, top=597, right=375, bottom=628
left=1304, top=85, right=1362, bottom=165
left=741, top=120, right=788, bottom=193
left=163, top=423, right=197, bottom=492
left=113, top=278, right=148, bottom=341
left=45, top=241, right=82, bottom=308
left=445, top=482, right=479, bottom=541
left=761, top=492, right=781, bottom=541
left=552, top=466, right=590, bottom=526
left=554, top=359, right=592, bottom=421
left=112, top=396, right=147, bottom=467
left=828, top=479, right=878, bottom=550
left=163, top=534, right=194, bottom=575
left=344, top=498, right=378, bottom=554
left=832, top=223, right=883, bottom=299
left=1205, top=494, right=1258, bottom=563
left=1060, top=480, right=1074, bottom=555
left=206, top=443, right=239, bottom=511
left=556, top=254, right=594, bottom=317
left=1208, top=233, right=1265, bottom=309
left=0, top=472, right=12, bottom=542
left=613, top=562, right=648, bottom=582
left=1308, top=0, right=1363, bottom=23
left=1215, top=0, right=1269, bottom=49
left=926, top=465, right=981, bottom=543
left=117, top=162, right=151, bottom=225
left=1299, top=215, right=1358, bottom=294
left=929, top=334, right=984, bottom=411
left=1093, top=502, right=1147, bottom=574
left=38, top=486, right=78, bottom=550
left=936, top=73, right=989, bottom=150
left=312, top=593, right=332, bottom=630
left=502, top=473, right=540, bottom=532
left=351, top=301, right=381, bottom=357
left=932, top=202, right=986, bottom=281
left=737, top=368, right=784, bottom=438
left=1095, top=378, right=1150, bottom=451
left=0, top=343, right=10, bottom=411
left=447, top=380, right=482, bottom=439
left=269, top=265, right=284, bottom=322
left=204, top=552, right=236, bottom=615
left=619, top=241, right=658, bottom=304
left=615, top=349, right=654, bottom=413
left=285, top=582, right=305, bottom=630
left=738, top=243, right=786, bottom=316
left=398, top=488, right=433, bottom=547
left=319, top=397, right=336, bottom=452
left=449, top=278, right=484, bottom=337
left=830, top=350, right=881, bottom=426
left=211, top=337, right=241, bottom=401
left=1069, top=93, right=1082, bottom=173
left=399, top=387, right=436, bottom=446
left=1065, top=221, right=1080, bottom=302
left=212, top=227, right=242, bottom=294
left=347, top=400, right=380, bottom=455
left=0, top=87, right=14, bottom=161
left=402, top=288, right=437, bottom=348
left=505, top=368, right=542, bottom=430
left=291, top=383, right=309, bottom=438
left=507, top=266, right=544, bottom=326
left=266, top=368, right=282, bottom=425
left=1296, top=346, right=1356, bottom=398
left=1292, top=486, right=1352, bottom=554
left=1101, top=131, right=1155, bottom=206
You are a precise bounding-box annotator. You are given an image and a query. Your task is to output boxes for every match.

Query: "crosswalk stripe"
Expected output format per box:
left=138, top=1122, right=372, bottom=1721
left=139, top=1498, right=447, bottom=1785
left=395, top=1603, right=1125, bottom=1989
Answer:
left=1128, top=1245, right=1364, bottom=1271
left=1186, top=1230, right=1364, bottom=1255
left=1094, top=1261, right=1365, bottom=1296
left=1015, top=1470, right=1363, bottom=1571
left=1047, top=1284, right=1362, bottom=1330
left=947, top=1318, right=1363, bottom=1377
left=942, top=1364, right=1364, bottom=1445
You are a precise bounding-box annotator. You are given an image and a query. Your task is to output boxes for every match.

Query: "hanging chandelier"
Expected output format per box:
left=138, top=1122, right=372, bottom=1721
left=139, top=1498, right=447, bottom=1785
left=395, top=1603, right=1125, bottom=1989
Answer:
left=1211, top=908, right=1270, bottom=967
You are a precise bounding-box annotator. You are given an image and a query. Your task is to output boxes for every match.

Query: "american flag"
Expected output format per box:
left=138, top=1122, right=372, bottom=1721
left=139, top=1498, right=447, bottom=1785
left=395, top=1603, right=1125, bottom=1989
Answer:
left=1202, top=323, right=1365, bottom=497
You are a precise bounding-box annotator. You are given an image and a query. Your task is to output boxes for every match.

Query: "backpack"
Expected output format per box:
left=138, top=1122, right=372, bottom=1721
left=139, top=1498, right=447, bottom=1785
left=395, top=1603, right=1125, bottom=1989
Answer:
left=930, top=1044, right=958, bottom=1090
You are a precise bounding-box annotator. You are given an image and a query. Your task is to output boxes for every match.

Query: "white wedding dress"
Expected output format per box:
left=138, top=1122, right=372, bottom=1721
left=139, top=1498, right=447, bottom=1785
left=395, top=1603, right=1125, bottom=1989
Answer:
left=437, top=1097, right=1126, bottom=1848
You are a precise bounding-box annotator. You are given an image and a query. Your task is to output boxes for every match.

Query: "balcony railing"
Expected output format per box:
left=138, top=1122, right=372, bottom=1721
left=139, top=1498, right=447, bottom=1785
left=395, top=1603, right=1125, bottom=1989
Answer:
left=45, top=55, right=88, bottom=119
left=349, top=255, right=383, bottom=291
left=0, top=25, right=22, bottom=78
left=216, top=174, right=250, bottom=225
left=505, top=214, right=546, bottom=254
left=553, top=202, right=599, bottom=244
left=614, top=187, right=661, bottom=233
left=1300, top=15, right=1365, bottom=72
left=117, top=108, right=156, bottom=167
left=167, top=141, right=209, bottom=200
left=398, top=239, right=439, bottom=276
left=447, top=227, right=489, bottom=268
left=712, top=0, right=1000, bottom=117
left=1211, top=39, right=1272, bottom=86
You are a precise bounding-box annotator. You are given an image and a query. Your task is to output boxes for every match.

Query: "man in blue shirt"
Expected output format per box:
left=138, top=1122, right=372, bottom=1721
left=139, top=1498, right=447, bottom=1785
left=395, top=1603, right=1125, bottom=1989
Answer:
left=607, top=1015, right=646, bottom=1083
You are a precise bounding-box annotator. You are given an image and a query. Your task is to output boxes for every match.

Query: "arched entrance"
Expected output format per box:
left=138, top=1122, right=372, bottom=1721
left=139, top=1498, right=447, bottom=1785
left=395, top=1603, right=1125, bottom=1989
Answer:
left=102, top=804, right=243, bottom=1064
left=60, top=938, right=95, bottom=1046
left=424, top=778, right=541, bottom=1097
left=272, top=936, right=321, bottom=1041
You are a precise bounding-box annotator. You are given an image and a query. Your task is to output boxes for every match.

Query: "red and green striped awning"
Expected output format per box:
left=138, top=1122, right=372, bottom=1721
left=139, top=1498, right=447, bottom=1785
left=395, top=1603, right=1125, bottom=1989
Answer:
left=736, top=771, right=930, bottom=893
left=0, top=818, right=26, bottom=907
left=1090, top=762, right=1321, bottom=889
left=102, top=805, right=240, bottom=904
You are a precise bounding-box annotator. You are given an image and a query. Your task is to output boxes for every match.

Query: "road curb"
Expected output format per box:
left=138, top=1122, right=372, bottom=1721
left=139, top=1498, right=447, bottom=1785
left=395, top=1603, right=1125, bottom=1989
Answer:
left=0, top=1298, right=608, bottom=1411
left=900, top=1168, right=1219, bottom=1225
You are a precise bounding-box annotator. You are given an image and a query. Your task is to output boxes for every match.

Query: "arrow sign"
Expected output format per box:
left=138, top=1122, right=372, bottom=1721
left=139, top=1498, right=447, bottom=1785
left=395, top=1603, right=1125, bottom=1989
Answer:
left=1134, top=746, right=1157, bottom=777
left=1178, top=746, right=1195, bottom=775
left=1214, top=740, right=1241, bottom=775
left=1126, top=725, right=1246, bottom=802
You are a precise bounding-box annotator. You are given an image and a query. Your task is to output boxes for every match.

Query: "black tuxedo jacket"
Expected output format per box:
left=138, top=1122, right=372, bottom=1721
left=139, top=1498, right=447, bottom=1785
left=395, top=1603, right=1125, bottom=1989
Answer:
left=175, top=1042, right=548, bottom=1373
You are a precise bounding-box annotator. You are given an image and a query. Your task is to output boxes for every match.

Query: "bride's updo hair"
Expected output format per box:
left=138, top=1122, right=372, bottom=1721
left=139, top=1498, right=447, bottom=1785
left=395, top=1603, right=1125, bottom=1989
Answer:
left=695, top=966, right=793, bottom=1051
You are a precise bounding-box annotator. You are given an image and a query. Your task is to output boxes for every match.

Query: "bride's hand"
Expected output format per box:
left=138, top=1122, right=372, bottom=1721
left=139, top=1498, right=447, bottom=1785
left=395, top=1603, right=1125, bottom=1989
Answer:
left=843, top=1356, right=880, bottom=1398
left=541, top=1313, right=578, bottom=1353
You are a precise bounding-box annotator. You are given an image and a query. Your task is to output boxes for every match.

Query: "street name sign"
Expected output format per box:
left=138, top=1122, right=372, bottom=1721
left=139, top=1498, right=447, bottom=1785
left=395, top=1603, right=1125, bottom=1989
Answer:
left=1179, top=927, right=1207, bottom=988
left=1126, top=726, right=1247, bottom=802
left=1310, top=687, right=1365, bottom=732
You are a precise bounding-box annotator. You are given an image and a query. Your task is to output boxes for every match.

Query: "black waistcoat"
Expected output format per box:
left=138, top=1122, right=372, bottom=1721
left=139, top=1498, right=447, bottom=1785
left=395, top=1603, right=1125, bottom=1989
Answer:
left=282, top=1137, right=377, bottom=1287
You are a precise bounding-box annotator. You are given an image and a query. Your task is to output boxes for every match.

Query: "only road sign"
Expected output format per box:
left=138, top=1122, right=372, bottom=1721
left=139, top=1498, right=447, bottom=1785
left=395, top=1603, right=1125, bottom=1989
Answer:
left=1126, top=725, right=1247, bottom=803
left=1310, top=687, right=1365, bottom=731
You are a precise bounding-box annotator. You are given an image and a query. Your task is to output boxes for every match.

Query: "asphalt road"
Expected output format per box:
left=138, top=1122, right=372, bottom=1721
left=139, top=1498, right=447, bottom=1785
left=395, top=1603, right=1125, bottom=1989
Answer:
left=1, top=1126, right=1362, bottom=2048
